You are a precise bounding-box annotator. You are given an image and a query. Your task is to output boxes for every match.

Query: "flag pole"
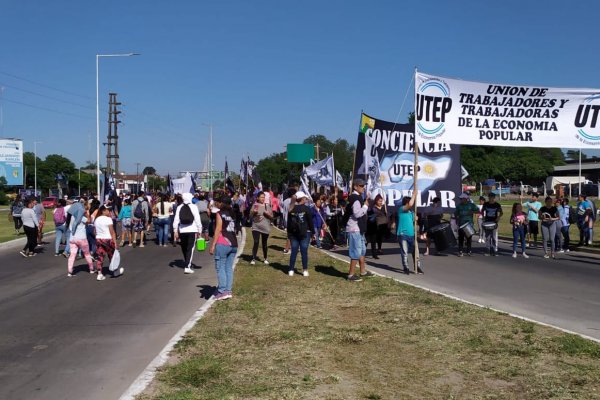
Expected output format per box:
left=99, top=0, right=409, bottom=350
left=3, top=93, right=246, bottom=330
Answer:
left=413, top=67, right=420, bottom=274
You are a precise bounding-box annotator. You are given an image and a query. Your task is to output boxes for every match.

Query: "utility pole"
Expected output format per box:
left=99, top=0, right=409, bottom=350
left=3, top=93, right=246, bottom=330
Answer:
left=136, top=162, right=141, bottom=193
left=105, top=93, right=121, bottom=176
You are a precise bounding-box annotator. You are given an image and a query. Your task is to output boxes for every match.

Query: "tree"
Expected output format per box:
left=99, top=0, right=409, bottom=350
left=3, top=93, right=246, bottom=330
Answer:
left=143, top=166, right=156, bottom=176
left=566, top=149, right=587, bottom=161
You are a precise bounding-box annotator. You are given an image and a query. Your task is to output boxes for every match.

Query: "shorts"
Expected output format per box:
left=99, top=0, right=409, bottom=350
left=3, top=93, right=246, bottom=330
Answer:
left=348, top=232, right=366, bottom=260
left=528, top=220, right=539, bottom=235
left=133, top=219, right=146, bottom=232
left=121, top=217, right=132, bottom=229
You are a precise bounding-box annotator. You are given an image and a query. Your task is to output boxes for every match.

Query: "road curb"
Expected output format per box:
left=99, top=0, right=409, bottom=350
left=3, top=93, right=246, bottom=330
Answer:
left=0, top=230, right=56, bottom=251
left=321, top=247, right=600, bottom=344
left=119, top=229, right=247, bottom=400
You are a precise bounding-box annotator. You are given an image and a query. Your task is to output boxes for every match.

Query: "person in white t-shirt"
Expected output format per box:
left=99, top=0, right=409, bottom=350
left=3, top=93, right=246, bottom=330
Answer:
left=94, top=205, right=124, bottom=281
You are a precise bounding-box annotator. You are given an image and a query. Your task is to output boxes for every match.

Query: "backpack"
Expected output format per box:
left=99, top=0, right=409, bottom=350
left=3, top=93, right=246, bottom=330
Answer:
left=568, top=206, right=578, bottom=224
left=53, top=207, right=66, bottom=225
left=179, top=204, right=194, bottom=225
left=134, top=200, right=145, bottom=219
left=288, top=209, right=308, bottom=239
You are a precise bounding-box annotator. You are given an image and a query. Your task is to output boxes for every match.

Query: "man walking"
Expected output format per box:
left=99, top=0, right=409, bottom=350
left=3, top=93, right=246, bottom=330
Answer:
left=131, top=192, right=149, bottom=247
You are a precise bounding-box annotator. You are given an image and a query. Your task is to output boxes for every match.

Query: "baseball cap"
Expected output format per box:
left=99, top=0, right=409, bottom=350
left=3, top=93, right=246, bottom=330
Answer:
left=295, top=191, right=308, bottom=201
left=353, top=178, right=366, bottom=187
left=459, top=193, right=469, bottom=199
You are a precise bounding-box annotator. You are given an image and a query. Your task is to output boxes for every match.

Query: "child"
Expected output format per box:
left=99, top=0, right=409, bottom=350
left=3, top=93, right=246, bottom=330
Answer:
left=510, top=203, right=529, bottom=258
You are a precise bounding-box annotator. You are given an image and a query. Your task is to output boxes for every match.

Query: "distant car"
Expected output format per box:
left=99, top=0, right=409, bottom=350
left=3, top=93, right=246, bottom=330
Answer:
left=41, top=196, right=59, bottom=208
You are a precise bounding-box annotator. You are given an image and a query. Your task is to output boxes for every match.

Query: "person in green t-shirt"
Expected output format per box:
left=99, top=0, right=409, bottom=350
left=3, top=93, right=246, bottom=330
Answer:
left=454, top=193, right=479, bottom=256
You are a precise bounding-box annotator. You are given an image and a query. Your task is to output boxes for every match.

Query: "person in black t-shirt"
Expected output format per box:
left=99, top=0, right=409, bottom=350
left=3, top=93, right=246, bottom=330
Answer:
left=539, top=196, right=560, bottom=259
left=481, top=193, right=503, bottom=256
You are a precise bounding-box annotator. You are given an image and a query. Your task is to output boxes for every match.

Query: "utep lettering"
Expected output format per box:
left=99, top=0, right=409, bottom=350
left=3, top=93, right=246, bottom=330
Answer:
left=575, top=104, right=600, bottom=128
left=416, top=94, right=452, bottom=122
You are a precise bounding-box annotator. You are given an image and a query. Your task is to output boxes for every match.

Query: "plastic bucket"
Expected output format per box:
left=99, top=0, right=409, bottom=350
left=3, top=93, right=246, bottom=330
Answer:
left=196, top=238, right=206, bottom=251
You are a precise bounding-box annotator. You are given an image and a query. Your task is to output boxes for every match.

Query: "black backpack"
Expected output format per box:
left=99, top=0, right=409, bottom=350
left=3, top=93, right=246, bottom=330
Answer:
left=179, top=204, right=194, bottom=225
left=568, top=206, right=578, bottom=224
left=134, top=201, right=145, bottom=219
left=288, top=209, right=308, bottom=239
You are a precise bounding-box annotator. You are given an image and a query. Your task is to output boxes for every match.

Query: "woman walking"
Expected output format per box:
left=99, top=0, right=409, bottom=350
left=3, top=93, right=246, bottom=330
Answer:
left=250, top=191, right=273, bottom=265
left=287, top=192, right=314, bottom=277
left=94, top=205, right=124, bottom=281
left=20, top=197, right=38, bottom=257
left=209, top=196, right=238, bottom=300
left=173, top=192, right=203, bottom=274
left=510, top=203, right=529, bottom=258
left=10, top=195, right=24, bottom=235
left=153, top=194, right=173, bottom=247
left=117, top=198, right=133, bottom=246
left=66, top=203, right=94, bottom=277
left=53, top=199, right=68, bottom=256
left=539, top=196, right=560, bottom=259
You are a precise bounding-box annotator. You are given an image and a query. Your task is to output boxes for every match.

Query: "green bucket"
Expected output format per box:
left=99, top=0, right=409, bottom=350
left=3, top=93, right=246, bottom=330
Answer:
left=196, top=238, right=206, bottom=251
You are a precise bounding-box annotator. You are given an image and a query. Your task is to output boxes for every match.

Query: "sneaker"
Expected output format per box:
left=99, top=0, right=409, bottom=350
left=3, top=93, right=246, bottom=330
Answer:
left=90, top=270, right=95, bottom=274
left=264, top=259, right=269, bottom=265
left=512, top=252, right=517, bottom=258
left=484, top=252, right=490, bottom=257
left=67, top=273, right=73, bottom=277
left=303, top=270, right=309, bottom=277
left=55, top=253, right=60, bottom=257
left=403, top=267, right=410, bottom=275
left=250, top=259, right=256, bottom=265
left=361, top=271, right=375, bottom=278
left=62, top=252, right=69, bottom=258
left=114, top=267, right=125, bottom=277
left=417, top=266, right=425, bottom=275
left=96, top=274, right=106, bottom=281
left=559, top=249, right=565, bottom=253
left=184, top=267, right=194, bottom=274
left=467, top=252, right=472, bottom=256
left=283, top=249, right=290, bottom=254
left=128, top=243, right=133, bottom=247
left=347, top=275, right=362, bottom=282
left=288, top=270, right=295, bottom=276
left=139, top=243, right=145, bottom=248
left=543, top=254, right=550, bottom=259
left=222, top=291, right=233, bottom=300
left=214, top=292, right=229, bottom=301
left=523, top=253, right=529, bottom=259
left=458, top=251, right=464, bottom=257
left=29, top=252, right=36, bottom=257
left=492, top=252, right=498, bottom=257
left=566, top=249, right=570, bottom=253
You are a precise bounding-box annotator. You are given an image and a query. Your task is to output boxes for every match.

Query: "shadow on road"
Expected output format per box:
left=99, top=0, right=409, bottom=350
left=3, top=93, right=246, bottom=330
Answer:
left=196, top=284, right=215, bottom=300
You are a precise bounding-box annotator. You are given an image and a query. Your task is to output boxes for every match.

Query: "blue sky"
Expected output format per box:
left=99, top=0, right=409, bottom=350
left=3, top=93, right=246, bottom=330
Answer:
left=1, top=0, right=600, bottom=175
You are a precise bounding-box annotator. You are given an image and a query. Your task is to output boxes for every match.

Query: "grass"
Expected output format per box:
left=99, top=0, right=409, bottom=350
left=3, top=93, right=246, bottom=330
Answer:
left=139, top=229, right=600, bottom=400
left=0, top=209, right=55, bottom=243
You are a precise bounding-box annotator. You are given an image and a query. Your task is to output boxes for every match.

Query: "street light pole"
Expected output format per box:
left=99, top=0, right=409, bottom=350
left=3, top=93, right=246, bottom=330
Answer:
left=136, top=162, right=141, bottom=194
left=96, top=52, right=140, bottom=197
left=34, top=141, right=42, bottom=199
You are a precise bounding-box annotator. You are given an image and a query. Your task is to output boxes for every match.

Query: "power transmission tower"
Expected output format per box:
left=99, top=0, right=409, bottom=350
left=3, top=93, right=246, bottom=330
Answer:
left=105, top=93, right=121, bottom=175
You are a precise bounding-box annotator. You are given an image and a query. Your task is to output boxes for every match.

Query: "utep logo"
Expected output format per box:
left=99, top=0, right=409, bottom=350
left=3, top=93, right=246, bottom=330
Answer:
left=574, top=94, right=600, bottom=144
left=416, top=78, right=452, bottom=140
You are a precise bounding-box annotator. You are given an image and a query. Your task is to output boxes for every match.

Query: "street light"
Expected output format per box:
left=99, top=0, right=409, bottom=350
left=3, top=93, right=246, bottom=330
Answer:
left=34, top=141, right=42, bottom=199
left=96, top=52, right=140, bottom=198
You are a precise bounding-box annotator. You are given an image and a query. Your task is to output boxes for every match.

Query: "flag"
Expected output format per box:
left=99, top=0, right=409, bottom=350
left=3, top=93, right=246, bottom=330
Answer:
left=300, top=167, right=313, bottom=204
left=335, top=170, right=346, bottom=192
left=364, top=134, right=382, bottom=194
left=103, top=173, right=117, bottom=205
left=304, top=155, right=335, bottom=186
left=224, top=160, right=229, bottom=181
left=166, top=174, right=173, bottom=195
left=240, top=159, right=247, bottom=185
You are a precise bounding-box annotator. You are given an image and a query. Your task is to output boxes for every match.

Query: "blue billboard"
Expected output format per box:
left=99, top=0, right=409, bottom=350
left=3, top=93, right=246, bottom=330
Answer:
left=0, top=139, right=24, bottom=186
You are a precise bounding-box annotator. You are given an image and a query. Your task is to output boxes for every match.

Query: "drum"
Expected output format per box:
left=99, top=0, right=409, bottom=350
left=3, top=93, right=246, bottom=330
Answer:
left=482, top=221, right=498, bottom=231
left=459, top=222, right=475, bottom=238
left=428, top=222, right=456, bottom=252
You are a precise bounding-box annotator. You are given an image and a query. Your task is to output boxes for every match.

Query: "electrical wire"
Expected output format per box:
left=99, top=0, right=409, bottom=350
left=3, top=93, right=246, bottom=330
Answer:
left=0, top=70, right=94, bottom=100
left=2, top=97, right=93, bottom=120
left=0, top=82, right=95, bottom=110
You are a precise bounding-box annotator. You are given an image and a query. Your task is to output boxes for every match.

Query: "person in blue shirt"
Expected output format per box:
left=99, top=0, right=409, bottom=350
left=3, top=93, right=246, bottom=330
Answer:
left=576, top=194, right=592, bottom=246
left=395, top=189, right=423, bottom=275
left=522, top=193, right=541, bottom=248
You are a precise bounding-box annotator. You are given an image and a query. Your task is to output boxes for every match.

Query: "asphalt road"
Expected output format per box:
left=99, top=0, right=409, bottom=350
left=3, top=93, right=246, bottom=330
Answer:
left=329, top=237, right=600, bottom=342
left=0, top=235, right=216, bottom=400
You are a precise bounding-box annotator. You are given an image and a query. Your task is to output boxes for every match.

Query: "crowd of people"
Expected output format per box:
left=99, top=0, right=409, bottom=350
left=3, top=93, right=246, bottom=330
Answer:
left=7, top=183, right=599, bottom=293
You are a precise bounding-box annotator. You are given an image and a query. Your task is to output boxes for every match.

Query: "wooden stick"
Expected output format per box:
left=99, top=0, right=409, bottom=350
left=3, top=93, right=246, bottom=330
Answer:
left=414, top=141, right=420, bottom=273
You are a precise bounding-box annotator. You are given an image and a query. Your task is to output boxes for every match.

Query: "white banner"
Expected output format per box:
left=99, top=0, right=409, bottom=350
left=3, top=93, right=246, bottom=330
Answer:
left=171, top=175, right=194, bottom=194
left=415, top=72, right=600, bottom=148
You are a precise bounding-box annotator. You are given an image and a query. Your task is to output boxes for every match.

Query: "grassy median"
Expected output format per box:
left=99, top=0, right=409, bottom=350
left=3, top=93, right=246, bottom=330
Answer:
left=0, top=209, right=55, bottom=243
left=140, top=229, right=600, bottom=400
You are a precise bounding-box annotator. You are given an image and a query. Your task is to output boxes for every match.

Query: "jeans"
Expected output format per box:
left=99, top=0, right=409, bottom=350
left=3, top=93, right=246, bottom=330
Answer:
left=13, top=216, right=23, bottom=231
left=214, top=243, right=237, bottom=293
left=561, top=225, right=570, bottom=250
left=554, top=220, right=563, bottom=251
left=86, top=224, right=97, bottom=255
left=155, top=218, right=170, bottom=245
left=512, top=225, right=526, bottom=253
left=398, top=234, right=415, bottom=269
left=289, top=234, right=310, bottom=271
left=541, top=222, right=556, bottom=254
left=55, top=224, right=67, bottom=254
left=314, top=228, right=322, bottom=248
